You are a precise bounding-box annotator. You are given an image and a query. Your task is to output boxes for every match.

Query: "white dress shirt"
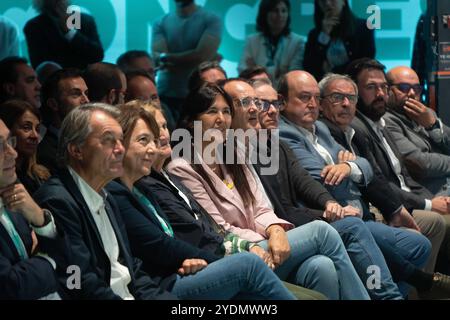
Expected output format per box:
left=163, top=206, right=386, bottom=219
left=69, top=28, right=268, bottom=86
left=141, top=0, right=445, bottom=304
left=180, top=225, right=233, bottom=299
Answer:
left=362, top=116, right=432, bottom=211
left=68, top=167, right=134, bottom=300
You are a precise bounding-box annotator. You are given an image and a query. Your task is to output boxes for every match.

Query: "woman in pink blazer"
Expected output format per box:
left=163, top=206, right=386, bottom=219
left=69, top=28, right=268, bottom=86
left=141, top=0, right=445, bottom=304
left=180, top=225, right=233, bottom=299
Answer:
left=167, top=83, right=369, bottom=300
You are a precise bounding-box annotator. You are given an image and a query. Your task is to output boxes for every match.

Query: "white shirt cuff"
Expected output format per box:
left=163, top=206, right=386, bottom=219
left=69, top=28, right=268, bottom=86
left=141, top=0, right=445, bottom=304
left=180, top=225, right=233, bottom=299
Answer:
left=65, top=29, right=77, bottom=41
left=424, top=199, right=432, bottom=211
left=32, top=213, right=57, bottom=239
left=36, top=253, right=57, bottom=270
left=346, top=161, right=363, bottom=183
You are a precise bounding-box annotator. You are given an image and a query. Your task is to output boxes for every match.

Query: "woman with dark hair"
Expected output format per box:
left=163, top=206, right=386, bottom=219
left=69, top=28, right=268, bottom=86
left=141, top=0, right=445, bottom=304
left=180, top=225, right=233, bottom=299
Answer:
left=167, top=84, right=370, bottom=300
left=105, top=101, right=299, bottom=300
left=0, top=100, right=50, bottom=194
left=238, top=0, right=306, bottom=87
left=303, top=0, right=376, bottom=81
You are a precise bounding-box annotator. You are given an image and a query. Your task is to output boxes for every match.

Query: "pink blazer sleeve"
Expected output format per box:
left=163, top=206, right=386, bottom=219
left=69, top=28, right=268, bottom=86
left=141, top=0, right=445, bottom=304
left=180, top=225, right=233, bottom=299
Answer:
left=167, top=158, right=266, bottom=242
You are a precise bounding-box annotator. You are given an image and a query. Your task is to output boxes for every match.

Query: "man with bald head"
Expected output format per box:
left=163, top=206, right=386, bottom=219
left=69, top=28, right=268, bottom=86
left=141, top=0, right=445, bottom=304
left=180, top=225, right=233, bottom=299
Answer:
left=384, top=66, right=450, bottom=196
left=223, top=78, right=262, bottom=131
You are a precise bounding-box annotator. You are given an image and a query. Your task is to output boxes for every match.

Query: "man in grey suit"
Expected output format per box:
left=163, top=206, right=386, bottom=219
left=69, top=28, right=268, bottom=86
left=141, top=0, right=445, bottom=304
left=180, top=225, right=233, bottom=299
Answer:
left=383, top=66, right=450, bottom=275
left=384, top=66, right=450, bottom=196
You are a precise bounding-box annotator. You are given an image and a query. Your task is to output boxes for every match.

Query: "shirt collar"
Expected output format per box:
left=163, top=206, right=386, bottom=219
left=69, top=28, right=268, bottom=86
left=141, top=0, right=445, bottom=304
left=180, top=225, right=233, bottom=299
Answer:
left=68, top=166, right=106, bottom=214
left=296, top=124, right=317, bottom=142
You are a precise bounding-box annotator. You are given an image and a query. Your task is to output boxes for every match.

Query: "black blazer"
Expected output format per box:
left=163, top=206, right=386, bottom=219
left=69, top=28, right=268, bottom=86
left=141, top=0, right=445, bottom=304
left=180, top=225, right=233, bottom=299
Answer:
left=0, top=210, right=69, bottom=299
left=319, top=117, right=403, bottom=221
left=136, top=171, right=225, bottom=254
left=34, top=168, right=176, bottom=300
left=24, top=13, right=104, bottom=69
left=303, top=18, right=375, bottom=81
left=105, top=180, right=220, bottom=280
left=37, top=129, right=59, bottom=176
left=254, top=140, right=332, bottom=227
left=351, top=111, right=433, bottom=212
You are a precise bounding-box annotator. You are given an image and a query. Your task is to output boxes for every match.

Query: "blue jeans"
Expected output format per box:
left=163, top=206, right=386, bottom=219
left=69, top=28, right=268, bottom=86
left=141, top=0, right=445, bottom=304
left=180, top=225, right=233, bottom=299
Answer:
left=170, top=252, right=296, bottom=300
left=331, top=217, right=403, bottom=300
left=258, top=220, right=370, bottom=300
left=364, top=220, right=431, bottom=297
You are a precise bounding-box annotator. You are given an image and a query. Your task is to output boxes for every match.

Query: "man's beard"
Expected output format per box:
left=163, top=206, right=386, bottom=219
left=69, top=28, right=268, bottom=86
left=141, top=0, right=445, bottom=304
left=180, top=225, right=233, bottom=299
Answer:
left=358, top=97, right=387, bottom=122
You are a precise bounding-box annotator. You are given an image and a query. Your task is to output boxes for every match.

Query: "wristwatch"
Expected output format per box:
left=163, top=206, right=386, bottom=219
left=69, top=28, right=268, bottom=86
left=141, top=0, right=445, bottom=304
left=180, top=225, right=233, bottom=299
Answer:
left=425, top=120, right=439, bottom=131
left=31, top=209, right=53, bottom=228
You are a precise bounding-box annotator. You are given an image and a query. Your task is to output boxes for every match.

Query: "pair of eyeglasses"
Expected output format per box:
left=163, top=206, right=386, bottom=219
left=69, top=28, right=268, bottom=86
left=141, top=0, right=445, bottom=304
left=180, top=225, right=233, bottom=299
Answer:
left=235, top=97, right=262, bottom=110
left=0, top=136, right=17, bottom=153
left=390, top=83, right=423, bottom=94
left=298, top=93, right=321, bottom=104
left=259, top=96, right=286, bottom=112
left=365, top=83, right=389, bottom=93
left=322, top=92, right=358, bottom=104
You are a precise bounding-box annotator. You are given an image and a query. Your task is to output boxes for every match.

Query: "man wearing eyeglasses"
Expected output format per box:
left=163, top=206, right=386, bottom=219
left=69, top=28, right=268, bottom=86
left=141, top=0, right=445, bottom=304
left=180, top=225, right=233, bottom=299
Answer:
left=383, top=66, right=450, bottom=197
left=0, top=118, right=69, bottom=299
left=346, top=58, right=450, bottom=281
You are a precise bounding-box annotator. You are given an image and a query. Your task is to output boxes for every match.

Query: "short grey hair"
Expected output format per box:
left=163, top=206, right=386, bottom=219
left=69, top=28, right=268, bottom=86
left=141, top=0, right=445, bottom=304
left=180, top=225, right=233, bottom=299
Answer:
left=318, top=73, right=358, bottom=97
left=250, top=78, right=273, bottom=90
left=57, top=103, right=120, bottom=165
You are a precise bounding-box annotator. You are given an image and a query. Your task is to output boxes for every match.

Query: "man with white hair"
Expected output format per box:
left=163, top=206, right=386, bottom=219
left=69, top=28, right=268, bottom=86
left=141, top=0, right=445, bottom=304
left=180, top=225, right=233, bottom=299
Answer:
left=34, top=103, right=176, bottom=299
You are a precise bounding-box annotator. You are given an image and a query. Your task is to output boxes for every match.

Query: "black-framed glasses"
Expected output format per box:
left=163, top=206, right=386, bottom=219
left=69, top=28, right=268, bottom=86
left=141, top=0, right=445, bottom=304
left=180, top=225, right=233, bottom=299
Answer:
left=297, top=93, right=321, bottom=104
left=391, top=83, right=423, bottom=94
left=0, top=136, right=17, bottom=153
left=259, top=95, right=286, bottom=112
left=322, top=92, right=358, bottom=104
left=235, top=97, right=262, bottom=110
left=365, top=83, right=389, bottom=93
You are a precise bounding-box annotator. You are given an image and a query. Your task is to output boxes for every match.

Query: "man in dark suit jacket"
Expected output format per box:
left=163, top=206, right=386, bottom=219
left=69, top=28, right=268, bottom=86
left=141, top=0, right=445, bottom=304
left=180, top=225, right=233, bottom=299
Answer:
left=34, top=103, right=176, bottom=299
left=0, top=119, right=68, bottom=299
left=345, top=58, right=450, bottom=277
left=24, top=0, right=104, bottom=69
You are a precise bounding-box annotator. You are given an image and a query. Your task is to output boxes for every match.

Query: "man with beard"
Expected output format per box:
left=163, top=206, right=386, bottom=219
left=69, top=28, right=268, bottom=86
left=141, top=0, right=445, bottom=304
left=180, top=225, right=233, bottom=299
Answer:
left=346, top=58, right=450, bottom=280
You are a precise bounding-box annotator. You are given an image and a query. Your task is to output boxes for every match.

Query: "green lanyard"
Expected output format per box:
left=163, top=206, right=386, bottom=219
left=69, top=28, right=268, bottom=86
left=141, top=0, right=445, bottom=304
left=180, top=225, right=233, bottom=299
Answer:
left=132, top=188, right=174, bottom=237
left=0, top=209, right=28, bottom=260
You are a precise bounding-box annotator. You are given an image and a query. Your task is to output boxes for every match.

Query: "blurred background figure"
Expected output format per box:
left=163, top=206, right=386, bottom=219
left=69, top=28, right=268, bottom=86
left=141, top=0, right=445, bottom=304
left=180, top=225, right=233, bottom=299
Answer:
left=188, top=60, right=227, bottom=92
left=152, top=0, right=223, bottom=124
left=24, top=0, right=104, bottom=69
left=303, top=0, right=375, bottom=81
left=0, top=100, right=50, bottom=194
left=117, top=50, right=155, bottom=80
left=238, top=0, right=305, bottom=87
left=35, top=61, right=62, bottom=85
left=0, top=15, right=20, bottom=60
